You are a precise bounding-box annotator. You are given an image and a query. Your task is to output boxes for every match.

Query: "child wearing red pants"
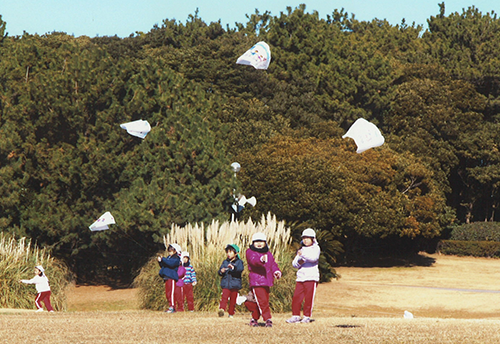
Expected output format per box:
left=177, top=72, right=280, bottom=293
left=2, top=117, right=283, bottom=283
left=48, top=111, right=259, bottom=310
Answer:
left=218, top=244, right=244, bottom=318
left=20, top=265, right=54, bottom=312
left=181, top=252, right=197, bottom=311
left=286, top=228, right=320, bottom=324
left=158, top=243, right=181, bottom=313
left=246, top=232, right=282, bottom=327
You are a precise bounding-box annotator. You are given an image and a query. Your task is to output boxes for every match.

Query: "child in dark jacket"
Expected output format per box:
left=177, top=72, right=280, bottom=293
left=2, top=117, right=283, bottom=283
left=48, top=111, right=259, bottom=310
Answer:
left=158, top=243, right=181, bottom=313
left=218, top=244, right=244, bottom=318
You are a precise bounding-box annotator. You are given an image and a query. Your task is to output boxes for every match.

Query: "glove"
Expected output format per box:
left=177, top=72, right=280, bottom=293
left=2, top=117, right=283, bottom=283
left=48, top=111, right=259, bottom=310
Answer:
left=274, top=271, right=282, bottom=279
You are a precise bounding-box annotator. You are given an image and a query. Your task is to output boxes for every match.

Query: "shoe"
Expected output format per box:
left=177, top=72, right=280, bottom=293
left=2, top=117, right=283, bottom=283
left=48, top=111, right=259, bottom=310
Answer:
left=301, top=317, right=312, bottom=323
left=249, top=319, right=258, bottom=327
left=218, top=309, right=224, bottom=317
left=165, top=307, right=175, bottom=313
left=286, top=316, right=301, bottom=323
left=36, top=308, right=44, bottom=312
left=265, top=320, right=273, bottom=327
left=228, top=315, right=234, bottom=319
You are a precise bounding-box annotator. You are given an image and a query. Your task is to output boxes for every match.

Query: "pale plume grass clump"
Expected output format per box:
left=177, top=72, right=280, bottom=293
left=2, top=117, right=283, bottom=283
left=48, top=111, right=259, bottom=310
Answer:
left=135, top=213, right=296, bottom=312
left=0, top=233, right=73, bottom=311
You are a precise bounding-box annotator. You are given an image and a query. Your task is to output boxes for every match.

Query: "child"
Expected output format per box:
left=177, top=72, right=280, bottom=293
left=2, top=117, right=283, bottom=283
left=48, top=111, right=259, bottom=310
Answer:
left=181, top=252, right=197, bottom=312
left=246, top=232, right=282, bottom=327
left=286, top=228, right=321, bottom=324
left=175, top=259, right=186, bottom=312
left=158, top=243, right=181, bottom=313
left=19, top=265, right=54, bottom=312
left=218, top=244, right=244, bottom=318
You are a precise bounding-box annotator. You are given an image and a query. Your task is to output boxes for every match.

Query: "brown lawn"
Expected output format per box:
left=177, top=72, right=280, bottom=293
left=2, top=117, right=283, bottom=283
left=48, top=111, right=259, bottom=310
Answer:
left=2, top=253, right=500, bottom=343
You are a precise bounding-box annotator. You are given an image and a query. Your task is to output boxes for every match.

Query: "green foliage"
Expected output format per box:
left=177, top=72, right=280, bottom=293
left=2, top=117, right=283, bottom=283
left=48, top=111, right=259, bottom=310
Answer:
left=438, top=240, right=500, bottom=258
left=2, top=3, right=500, bottom=281
left=448, top=222, right=500, bottom=241
left=0, top=234, right=72, bottom=310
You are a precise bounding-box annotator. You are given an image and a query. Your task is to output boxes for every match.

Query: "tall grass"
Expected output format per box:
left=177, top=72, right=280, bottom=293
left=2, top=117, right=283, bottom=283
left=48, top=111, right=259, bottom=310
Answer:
left=0, top=233, right=73, bottom=310
left=134, top=213, right=296, bottom=312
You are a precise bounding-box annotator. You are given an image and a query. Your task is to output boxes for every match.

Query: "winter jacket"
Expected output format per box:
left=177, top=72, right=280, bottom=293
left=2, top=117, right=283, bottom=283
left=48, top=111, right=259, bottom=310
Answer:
left=176, top=265, right=186, bottom=287
left=246, top=246, right=281, bottom=288
left=218, top=257, right=244, bottom=290
left=21, top=275, right=51, bottom=293
left=292, top=241, right=320, bottom=282
left=158, top=254, right=181, bottom=281
left=183, top=264, right=197, bottom=284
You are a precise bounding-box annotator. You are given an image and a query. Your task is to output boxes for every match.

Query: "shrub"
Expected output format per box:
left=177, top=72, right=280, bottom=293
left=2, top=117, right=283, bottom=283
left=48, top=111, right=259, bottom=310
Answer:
left=437, top=240, right=500, bottom=258
left=0, top=234, right=73, bottom=310
left=448, top=222, right=500, bottom=242
left=134, top=213, right=296, bottom=312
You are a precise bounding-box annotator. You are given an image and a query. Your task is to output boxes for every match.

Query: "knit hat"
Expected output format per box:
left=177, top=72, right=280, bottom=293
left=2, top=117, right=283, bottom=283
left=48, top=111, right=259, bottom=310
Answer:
left=251, top=232, right=267, bottom=242
left=225, top=244, right=240, bottom=253
left=35, top=265, right=45, bottom=273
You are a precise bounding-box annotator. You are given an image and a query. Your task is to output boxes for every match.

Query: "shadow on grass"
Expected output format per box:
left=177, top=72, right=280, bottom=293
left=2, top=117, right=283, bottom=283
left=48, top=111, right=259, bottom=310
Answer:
left=339, top=252, right=436, bottom=268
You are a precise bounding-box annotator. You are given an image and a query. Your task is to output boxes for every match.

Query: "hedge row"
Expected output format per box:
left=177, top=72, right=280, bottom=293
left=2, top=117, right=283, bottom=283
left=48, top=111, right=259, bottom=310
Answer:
left=448, top=222, right=500, bottom=242
left=437, top=240, right=500, bottom=258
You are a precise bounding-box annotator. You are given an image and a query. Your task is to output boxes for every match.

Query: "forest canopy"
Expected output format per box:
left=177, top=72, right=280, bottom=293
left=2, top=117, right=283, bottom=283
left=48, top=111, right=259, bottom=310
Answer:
left=0, top=3, right=499, bottom=282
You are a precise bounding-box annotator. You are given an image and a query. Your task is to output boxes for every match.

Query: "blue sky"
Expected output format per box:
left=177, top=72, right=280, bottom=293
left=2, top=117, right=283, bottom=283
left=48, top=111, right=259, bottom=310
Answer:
left=1, top=1, right=499, bottom=38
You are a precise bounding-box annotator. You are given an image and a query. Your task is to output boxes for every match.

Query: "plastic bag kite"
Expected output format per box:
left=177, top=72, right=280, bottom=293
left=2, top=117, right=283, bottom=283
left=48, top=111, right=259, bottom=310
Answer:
left=342, top=118, right=385, bottom=153
left=89, top=211, right=115, bottom=231
left=236, top=41, right=271, bottom=70
left=120, top=119, right=151, bottom=139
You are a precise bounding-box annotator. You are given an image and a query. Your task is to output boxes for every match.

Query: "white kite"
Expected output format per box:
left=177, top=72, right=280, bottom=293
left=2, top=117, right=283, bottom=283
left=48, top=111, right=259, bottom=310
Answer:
left=120, top=119, right=151, bottom=139
left=89, top=211, right=115, bottom=231
left=236, top=41, right=271, bottom=70
left=342, top=118, right=385, bottom=153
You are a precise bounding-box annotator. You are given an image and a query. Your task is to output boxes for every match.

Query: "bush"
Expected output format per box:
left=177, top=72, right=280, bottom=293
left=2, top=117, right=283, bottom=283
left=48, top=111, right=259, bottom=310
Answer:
left=437, top=240, right=500, bottom=258
left=0, top=234, right=73, bottom=310
left=134, top=213, right=296, bottom=312
left=448, top=222, right=500, bottom=242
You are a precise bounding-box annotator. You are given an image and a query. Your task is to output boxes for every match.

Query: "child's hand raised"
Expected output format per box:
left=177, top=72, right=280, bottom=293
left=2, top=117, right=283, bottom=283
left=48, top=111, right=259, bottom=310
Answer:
left=274, top=271, right=282, bottom=279
left=221, top=268, right=227, bottom=273
left=260, top=255, right=268, bottom=263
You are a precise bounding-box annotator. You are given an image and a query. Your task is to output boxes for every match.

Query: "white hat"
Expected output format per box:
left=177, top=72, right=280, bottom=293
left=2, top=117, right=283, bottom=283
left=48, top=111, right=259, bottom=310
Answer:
left=35, top=265, right=45, bottom=273
left=301, top=228, right=316, bottom=238
left=252, top=232, right=267, bottom=242
left=181, top=252, right=190, bottom=259
left=169, top=244, right=182, bottom=254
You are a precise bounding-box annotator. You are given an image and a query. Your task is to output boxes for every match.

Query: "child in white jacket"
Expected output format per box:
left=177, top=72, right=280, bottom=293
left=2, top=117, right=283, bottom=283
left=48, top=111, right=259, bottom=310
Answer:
left=20, top=265, right=54, bottom=312
left=286, top=228, right=320, bottom=324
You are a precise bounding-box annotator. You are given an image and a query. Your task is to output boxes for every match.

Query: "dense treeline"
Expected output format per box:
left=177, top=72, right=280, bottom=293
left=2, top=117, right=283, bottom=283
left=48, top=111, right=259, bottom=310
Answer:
left=1, top=3, right=499, bottom=282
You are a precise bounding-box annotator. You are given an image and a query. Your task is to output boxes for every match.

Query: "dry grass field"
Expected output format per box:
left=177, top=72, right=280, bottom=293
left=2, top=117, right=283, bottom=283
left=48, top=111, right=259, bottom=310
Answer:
left=3, top=253, right=500, bottom=343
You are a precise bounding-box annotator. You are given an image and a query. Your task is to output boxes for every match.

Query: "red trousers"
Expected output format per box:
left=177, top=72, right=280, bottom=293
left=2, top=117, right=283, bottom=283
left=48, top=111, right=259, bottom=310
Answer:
left=182, top=283, right=195, bottom=311
left=164, top=279, right=176, bottom=308
left=219, top=288, right=238, bottom=315
left=245, top=300, right=260, bottom=320
left=35, top=291, right=54, bottom=311
left=175, top=284, right=184, bottom=311
left=252, top=286, right=272, bottom=321
left=291, top=281, right=318, bottom=317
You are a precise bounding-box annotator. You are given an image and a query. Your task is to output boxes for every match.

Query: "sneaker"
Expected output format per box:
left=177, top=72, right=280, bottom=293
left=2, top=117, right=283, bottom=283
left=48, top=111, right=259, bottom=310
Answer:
left=249, top=319, right=258, bottom=327
left=265, top=320, right=273, bottom=327
left=228, top=315, right=234, bottom=319
left=301, top=317, right=312, bottom=323
left=165, top=307, right=175, bottom=313
left=36, top=308, right=44, bottom=312
left=286, top=316, right=301, bottom=324
left=218, top=309, right=224, bottom=317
